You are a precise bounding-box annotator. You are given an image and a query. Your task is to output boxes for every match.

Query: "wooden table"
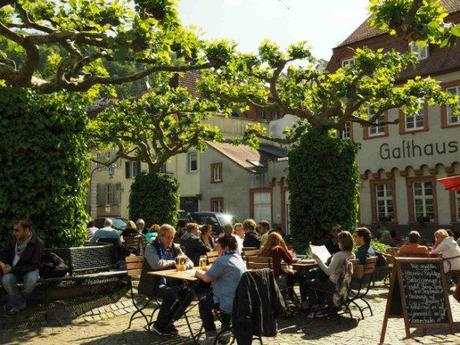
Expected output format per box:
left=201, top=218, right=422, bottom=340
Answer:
left=148, top=268, right=199, bottom=282
left=292, top=259, right=317, bottom=271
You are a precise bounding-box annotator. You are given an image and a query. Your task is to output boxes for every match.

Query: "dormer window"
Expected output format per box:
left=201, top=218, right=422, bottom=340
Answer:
left=409, top=41, right=429, bottom=61
left=342, top=58, right=356, bottom=68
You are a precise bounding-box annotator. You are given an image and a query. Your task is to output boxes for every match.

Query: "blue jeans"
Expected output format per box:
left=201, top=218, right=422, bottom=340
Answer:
left=2, top=270, right=40, bottom=308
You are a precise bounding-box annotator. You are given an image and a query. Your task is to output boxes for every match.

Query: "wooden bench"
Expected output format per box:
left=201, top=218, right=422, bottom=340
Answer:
left=246, top=256, right=272, bottom=269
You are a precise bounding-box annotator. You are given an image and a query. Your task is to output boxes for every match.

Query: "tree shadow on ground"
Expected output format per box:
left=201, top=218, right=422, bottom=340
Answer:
left=278, top=312, right=359, bottom=341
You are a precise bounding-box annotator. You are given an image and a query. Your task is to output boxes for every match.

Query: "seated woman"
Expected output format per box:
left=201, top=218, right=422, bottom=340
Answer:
left=259, top=232, right=294, bottom=290
left=195, top=235, right=247, bottom=344
left=138, top=224, right=194, bottom=336
left=181, top=223, right=210, bottom=266
left=200, top=224, right=215, bottom=250
left=122, top=220, right=139, bottom=237
left=303, top=231, right=355, bottom=312
left=431, top=229, right=460, bottom=273
left=397, top=231, right=429, bottom=257
left=379, top=230, right=395, bottom=246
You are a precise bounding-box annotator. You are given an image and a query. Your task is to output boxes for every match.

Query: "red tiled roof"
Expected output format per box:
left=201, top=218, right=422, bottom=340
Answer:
left=339, top=0, right=460, bottom=47
left=207, top=142, right=261, bottom=172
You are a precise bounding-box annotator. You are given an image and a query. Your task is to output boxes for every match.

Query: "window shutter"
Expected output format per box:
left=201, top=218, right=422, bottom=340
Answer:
left=114, top=183, right=121, bottom=206
left=125, top=161, right=131, bottom=179
left=96, top=184, right=104, bottom=206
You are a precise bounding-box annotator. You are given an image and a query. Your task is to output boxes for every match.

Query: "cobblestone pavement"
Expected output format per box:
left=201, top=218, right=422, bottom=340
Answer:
left=0, top=284, right=459, bottom=345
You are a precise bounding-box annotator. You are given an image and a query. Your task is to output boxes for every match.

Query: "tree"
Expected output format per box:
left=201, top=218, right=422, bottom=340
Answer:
left=198, top=0, right=460, bottom=247
left=0, top=0, right=234, bottom=93
left=0, top=88, right=89, bottom=247
left=89, top=73, right=224, bottom=172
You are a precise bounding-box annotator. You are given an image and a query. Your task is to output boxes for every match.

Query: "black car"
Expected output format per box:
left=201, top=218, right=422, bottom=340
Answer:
left=93, top=217, right=128, bottom=231
left=190, top=212, right=235, bottom=235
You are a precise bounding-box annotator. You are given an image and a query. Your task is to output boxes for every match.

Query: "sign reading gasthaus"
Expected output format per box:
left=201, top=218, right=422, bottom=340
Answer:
left=379, top=140, right=459, bottom=160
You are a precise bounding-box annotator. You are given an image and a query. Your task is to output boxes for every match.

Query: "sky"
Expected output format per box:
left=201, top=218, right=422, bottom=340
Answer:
left=178, top=0, right=371, bottom=61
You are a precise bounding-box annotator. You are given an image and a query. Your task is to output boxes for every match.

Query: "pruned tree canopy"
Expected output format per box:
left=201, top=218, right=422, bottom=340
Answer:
left=0, top=0, right=234, bottom=93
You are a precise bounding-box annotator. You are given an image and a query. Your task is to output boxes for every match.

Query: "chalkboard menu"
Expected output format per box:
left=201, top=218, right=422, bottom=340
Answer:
left=380, top=257, right=453, bottom=343
left=400, top=261, right=448, bottom=324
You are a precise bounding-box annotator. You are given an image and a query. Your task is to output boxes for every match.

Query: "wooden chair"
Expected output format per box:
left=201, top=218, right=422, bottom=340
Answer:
left=242, top=248, right=259, bottom=261
left=123, top=235, right=145, bottom=256
left=206, top=250, right=219, bottom=264
left=125, top=255, right=159, bottom=329
left=348, top=257, right=377, bottom=319
left=246, top=256, right=272, bottom=269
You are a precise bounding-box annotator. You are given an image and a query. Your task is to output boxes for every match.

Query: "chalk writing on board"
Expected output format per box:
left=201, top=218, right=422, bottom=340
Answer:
left=400, top=263, right=448, bottom=324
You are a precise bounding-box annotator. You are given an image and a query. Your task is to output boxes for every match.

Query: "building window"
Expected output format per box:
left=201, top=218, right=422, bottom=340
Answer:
left=125, top=160, right=141, bottom=179
left=96, top=183, right=121, bottom=206
left=409, top=41, right=429, bottom=61
left=210, top=198, right=224, bottom=212
left=256, top=108, right=266, bottom=119
left=375, top=184, right=394, bottom=222
left=251, top=190, right=272, bottom=223
left=368, top=114, right=385, bottom=136
left=342, top=58, right=356, bottom=68
left=405, top=100, right=425, bottom=131
left=211, top=163, right=223, bottom=183
left=413, top=181, right=435, bottom=222
left=337, top=121, right=352, bottom=139
left=187, top=152, right=198, bottom=173
left=446, top=86, right=460, bottom=125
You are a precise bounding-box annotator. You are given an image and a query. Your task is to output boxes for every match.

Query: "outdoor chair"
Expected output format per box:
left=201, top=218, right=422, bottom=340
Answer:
left=246, top=256, right=272, bottom=269
left=125, top=255, right=160, bottom=330
left=242, top=248, right=259, bottom=261
left=348, top=257, right=377, bottom=319
left=206, top=250, right=219, bottom=264
left=123, top=235, right=145, bottom=256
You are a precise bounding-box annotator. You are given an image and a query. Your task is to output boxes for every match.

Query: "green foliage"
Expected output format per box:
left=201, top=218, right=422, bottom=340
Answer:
left=0, top=88, right=89, bottom=248
left=129, top=172, right=178, bottom=227
left=287, top=128, right=359, bottom=252
left=370, top=240, right=390, bottom=253
left=89, top=74, right=224, bottom=171
left=369, top=0, right=459, bottom=46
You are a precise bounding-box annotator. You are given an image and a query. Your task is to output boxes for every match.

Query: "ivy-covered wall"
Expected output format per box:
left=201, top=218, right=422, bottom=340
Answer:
left=287, top=128, right=360, bottom=252
left=0, top=88, right=89, bottom=248
left=129, top=172, right=179, bottom=228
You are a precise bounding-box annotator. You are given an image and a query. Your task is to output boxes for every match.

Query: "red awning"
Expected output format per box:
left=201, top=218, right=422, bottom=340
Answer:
left=437, top=175, right=460, bottom=192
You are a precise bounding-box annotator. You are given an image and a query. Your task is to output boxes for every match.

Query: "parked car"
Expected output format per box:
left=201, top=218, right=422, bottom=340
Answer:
left=190, top=212, right=235, bottom=235
left=93, top=217, right=128, bottom=231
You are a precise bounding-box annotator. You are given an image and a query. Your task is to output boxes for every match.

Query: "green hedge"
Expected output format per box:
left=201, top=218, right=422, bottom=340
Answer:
left=129, top=171, right=179, bottom=227
left=287, top=127, right=360, bottom=252
left=0, top=88, right=89, bottom=248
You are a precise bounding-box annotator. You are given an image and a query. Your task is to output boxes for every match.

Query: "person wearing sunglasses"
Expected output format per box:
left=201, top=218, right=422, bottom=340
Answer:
left=0, top=219, right=44, bottom=314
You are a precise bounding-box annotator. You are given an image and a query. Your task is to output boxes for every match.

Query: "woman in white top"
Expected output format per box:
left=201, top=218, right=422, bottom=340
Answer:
left=302, top=231, right=355, bottom=311
left=431, top=229, right=460, bottom=273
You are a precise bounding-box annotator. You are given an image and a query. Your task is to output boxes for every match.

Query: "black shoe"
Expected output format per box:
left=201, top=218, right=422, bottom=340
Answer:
left=166, top=324, right=179, bottom=335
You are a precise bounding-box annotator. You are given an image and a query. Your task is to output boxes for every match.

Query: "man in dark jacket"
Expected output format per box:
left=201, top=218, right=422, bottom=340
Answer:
left=354, top=227, right=376, bottom=264
left=179, top=223, right=209, bottom=265
left=0, top=220, right=44, bottom=314
left=242, top=219, right=260, bottom=249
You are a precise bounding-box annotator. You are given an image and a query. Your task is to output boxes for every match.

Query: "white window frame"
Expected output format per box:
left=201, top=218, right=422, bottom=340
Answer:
left=409, top=41, right=429, bottom=61
left=368, top=110, right=385, bottom=136
left=446, top=86, right=460, bottom=125
left=187, top=152, right=198, bottom=173
left=211, top=198, right=224, bottom=213
left=413, top=181, right=434, bottom=221
left=375, top=184, right=394, bottom=221
left=342, top=58, right=356, bottom=68
left=340, top=121, right=352, bottom=139
left=405, top=99, right=425, bottom=131
left=211, top=163, right=222, bottom=183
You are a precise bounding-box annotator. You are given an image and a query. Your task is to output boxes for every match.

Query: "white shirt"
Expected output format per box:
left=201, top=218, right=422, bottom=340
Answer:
left=432, top=237, right=460, bottom=272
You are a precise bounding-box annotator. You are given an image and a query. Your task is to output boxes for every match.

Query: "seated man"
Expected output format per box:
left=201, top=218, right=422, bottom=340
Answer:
left=354, top=227, right=376, bottom=264
left=195, top=235, right=247, bottom=344
left=90, top=218, right=121, bottom=244
left=138, top=224, right=194, bottom=336
left=0, top=220, right=44, bottom=314
left=180, top=222, right=210, bottom=265
left=242, top=219, right=260, bottom=249
left=398, top=231, right=429, bottom=257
